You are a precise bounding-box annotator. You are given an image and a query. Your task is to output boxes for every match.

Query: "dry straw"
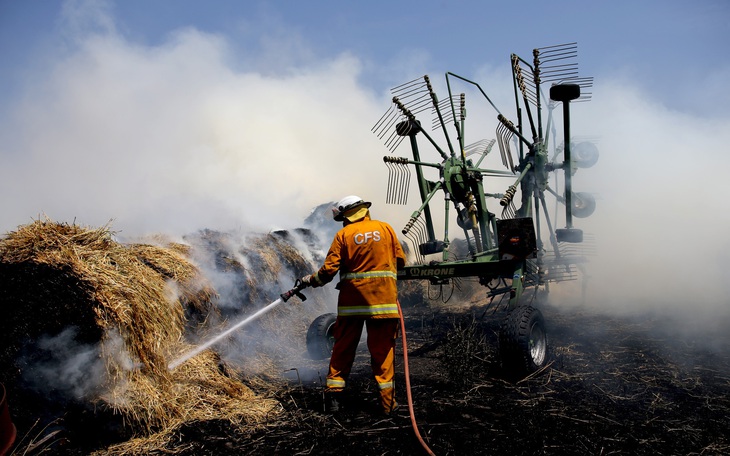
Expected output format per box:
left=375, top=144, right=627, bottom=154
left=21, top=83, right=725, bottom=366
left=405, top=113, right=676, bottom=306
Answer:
left=0, top=219, right=280, bottom=454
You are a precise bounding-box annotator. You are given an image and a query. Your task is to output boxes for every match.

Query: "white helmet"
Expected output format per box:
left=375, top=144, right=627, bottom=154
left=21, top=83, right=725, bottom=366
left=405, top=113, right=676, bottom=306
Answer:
left=332, top=195, right=371, bottom=221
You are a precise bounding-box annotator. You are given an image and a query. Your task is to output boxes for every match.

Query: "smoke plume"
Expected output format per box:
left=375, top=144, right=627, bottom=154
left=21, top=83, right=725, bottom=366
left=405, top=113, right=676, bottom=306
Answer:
left=1, top=1, right=729, bottom=350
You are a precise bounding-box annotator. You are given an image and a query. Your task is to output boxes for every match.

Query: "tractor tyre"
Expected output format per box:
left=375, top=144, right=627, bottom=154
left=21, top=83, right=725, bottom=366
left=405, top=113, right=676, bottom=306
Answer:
left=306, top=313, right=337, bottom=360
left=499, top=305, right=548, bottom=378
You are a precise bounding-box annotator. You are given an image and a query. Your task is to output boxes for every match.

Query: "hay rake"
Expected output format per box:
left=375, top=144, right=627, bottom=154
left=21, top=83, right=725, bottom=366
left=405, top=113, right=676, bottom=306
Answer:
left=371, top=42, right=599, bottom=376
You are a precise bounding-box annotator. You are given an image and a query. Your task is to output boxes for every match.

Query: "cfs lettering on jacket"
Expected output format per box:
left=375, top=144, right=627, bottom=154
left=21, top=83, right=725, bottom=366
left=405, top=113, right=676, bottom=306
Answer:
left=353, top=230, right=381, bottom=245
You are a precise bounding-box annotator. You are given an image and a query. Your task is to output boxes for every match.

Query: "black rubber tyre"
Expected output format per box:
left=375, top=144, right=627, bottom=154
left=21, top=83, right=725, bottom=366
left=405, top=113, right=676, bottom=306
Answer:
left=549, top=83, right=580, bottom=102
left=556, top=228, right=583, bottom=243
left=306, top=313, right=337, bottom=360
left=571, top=191, right=596, bottom=218
left=499, top=305, right=548, bottom=378
left=573, top=141, right=599, bottom=168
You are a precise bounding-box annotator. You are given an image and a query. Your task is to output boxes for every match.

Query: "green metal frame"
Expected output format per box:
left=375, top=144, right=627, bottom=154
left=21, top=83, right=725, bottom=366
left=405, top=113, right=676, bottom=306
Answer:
left=374, top=43, right=594, bottom=310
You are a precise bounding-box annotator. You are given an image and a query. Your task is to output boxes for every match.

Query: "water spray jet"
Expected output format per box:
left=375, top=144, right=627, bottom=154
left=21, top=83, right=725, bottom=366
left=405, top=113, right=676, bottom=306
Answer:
left=167, top=280, right=309, bottom=371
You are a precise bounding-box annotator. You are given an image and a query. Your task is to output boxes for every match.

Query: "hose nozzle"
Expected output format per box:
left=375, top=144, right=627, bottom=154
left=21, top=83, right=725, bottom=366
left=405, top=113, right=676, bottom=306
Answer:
left=281, top=279, right=309, bottom=302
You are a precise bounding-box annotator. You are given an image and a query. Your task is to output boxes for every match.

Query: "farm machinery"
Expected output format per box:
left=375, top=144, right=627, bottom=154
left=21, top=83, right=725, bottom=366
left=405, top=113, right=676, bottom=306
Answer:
left=306, top=43, right=598, bottom=377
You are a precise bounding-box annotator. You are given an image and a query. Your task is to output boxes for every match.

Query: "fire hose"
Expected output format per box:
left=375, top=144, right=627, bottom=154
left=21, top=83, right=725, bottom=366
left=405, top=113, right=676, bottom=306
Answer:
left=397, top=299, right=437, bottom=456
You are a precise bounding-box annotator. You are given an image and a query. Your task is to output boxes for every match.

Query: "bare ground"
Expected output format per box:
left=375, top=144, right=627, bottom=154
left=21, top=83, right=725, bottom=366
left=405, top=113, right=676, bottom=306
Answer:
left=9, top=298, right=730, bottom=456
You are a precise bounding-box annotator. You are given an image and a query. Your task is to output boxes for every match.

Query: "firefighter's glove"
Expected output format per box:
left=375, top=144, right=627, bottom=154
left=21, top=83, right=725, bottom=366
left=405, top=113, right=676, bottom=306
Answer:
left=301, top=274, right=317, bottom=287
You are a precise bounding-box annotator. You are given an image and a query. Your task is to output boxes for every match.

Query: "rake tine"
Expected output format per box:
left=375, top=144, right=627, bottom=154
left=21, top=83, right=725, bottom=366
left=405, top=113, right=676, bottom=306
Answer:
left=568, top=77, right=594, bottom=102
left=392, top=164, right=400, bottom=204
left=385, top=161, right=395, bottom=204
left=392, top=77, right=431, bottom=115
left=400, top=164, right=410, bottom=205
left=411, top=218, right=427, bottom=264
left=384, top=130, right=406, bottom=153
left=539, top=51, right=577, bottom=64
left=384, top=156, right=411, bottom=205
left=390, top=75, right=427, bottom=94
left=535, top=42, right=578, bottom=61
left=396, top=84, right=428, bottom=101
left=372, top=104, right=397, bottom=135
left=534, top=43, right=581, bottom=86
left=394, top=163, right=403, bottom=204
left=433, top=97, right=458, bottom=130
left=375, top=107, right=401, bottom=140
left=401, top=96, right=432, bottom=116
left=496, top=123, right=514, bottom=170
left=403, top=214, right=425, bottom=264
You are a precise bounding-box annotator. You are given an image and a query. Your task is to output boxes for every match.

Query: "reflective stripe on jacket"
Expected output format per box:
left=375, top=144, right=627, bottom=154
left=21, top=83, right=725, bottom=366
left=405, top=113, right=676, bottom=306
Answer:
left=314, top=215, right=406, bottom=319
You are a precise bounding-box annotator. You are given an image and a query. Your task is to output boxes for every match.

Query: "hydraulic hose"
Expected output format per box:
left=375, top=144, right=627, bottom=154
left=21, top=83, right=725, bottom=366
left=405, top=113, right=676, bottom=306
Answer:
left=397, top=300, right=437, bottom=456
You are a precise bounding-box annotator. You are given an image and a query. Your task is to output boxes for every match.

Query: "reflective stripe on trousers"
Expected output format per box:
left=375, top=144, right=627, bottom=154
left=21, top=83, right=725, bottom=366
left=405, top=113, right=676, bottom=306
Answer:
left=338, top=303, right=399, bottom=317
left=326, top=378, right=346, bottom=389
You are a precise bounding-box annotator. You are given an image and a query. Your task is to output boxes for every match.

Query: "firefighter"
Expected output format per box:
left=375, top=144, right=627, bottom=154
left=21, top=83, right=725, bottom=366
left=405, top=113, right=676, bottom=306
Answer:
left=301, top=195, right=406, bottom=415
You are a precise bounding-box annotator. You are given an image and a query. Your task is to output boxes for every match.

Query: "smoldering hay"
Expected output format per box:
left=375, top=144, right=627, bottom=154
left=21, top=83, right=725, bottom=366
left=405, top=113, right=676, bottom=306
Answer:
left=0, top=218, right=330, bottom=453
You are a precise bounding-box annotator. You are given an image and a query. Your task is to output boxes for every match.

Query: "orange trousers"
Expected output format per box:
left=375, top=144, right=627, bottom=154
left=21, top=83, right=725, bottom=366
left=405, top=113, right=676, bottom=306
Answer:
left=325, top=317, right=399, bottom=413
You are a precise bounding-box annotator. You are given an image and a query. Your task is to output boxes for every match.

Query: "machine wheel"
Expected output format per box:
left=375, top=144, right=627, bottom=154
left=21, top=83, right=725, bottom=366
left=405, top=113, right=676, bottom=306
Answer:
left=571, top=192, right=596, bottom=218
left=572, top=141, right=599, bottom=168
left=499, top=305, right=548, bottom=377
left=306, top=313, right=337, bottom=360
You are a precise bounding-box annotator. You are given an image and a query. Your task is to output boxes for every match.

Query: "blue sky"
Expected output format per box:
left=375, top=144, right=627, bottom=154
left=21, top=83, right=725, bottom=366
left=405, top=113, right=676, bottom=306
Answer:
left=1, top=0, right=729, bottom=314
left=2, top=1, right=728, bottom=115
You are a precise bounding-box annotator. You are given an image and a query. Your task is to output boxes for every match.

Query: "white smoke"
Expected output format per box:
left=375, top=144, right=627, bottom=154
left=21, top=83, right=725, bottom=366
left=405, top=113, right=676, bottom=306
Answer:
left=401, top=61, right=730, bottom=336
left=543, top=77, right=730, bottom=335
left=169, top=227, right=339, bottom=381
left=2, top=0, right=729, bottom=341
left=0, top=2, right=392, bottom=237
left=21, top=327, right=107, bottom=400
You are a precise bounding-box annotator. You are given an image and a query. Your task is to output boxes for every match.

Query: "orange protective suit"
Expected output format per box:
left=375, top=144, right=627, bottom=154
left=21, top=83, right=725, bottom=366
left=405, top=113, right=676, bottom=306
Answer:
left=311, top=212, right=406, bottom=413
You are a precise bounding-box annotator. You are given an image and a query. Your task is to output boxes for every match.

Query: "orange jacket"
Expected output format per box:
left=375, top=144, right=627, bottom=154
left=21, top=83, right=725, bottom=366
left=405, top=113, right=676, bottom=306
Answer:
left=314, top=215, right=406, bottom=318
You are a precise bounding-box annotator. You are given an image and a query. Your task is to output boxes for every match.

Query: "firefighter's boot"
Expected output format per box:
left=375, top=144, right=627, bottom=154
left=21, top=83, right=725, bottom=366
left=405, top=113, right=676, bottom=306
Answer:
left=325, top=393, right=342, bottom=414
left=380, top=387, right=398, bottom=415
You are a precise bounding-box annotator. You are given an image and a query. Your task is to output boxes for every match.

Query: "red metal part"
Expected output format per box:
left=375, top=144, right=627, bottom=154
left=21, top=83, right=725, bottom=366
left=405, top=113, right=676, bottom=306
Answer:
left=0, top=383, right=16, bottom=456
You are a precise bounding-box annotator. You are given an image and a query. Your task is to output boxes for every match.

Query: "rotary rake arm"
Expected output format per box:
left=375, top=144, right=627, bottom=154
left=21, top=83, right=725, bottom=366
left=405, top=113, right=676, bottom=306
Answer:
left=372, top=43, right=599, bottom=308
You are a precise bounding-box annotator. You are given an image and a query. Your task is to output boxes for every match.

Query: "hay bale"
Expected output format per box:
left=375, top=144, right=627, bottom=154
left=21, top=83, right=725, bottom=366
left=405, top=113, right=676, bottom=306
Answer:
left=180, top=228, right=319, bottom=311
left=178, top=228, right=332, bottom=376
left=0, top=219, right=279, bottom=449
